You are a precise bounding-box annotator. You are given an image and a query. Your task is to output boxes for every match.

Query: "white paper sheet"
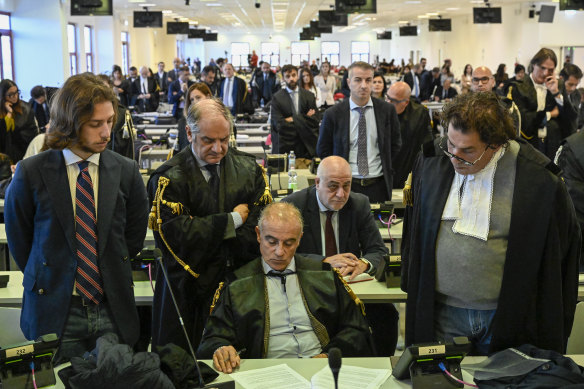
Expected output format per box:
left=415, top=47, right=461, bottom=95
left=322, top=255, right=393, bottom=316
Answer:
left=310, top=364, right=391, bottom=389
left=231, top=363, right=311, bottom=389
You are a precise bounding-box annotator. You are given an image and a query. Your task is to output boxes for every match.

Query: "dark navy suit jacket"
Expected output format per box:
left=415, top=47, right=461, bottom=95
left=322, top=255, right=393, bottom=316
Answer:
left=5, top=149, right=149, bottom=344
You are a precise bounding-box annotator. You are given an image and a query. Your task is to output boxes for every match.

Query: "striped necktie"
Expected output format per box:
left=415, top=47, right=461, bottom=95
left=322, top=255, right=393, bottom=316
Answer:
left=75, top=160, right=104, bottom=304
left=357, top=106, right=369, bottom=177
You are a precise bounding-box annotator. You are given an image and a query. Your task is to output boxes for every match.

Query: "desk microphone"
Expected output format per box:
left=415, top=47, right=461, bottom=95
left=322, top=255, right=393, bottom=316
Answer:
left=328, top=347, right=342, bottom=389
left=430, top=85, right=438, bottom=101
left=154, top=248, right=234, bottom=388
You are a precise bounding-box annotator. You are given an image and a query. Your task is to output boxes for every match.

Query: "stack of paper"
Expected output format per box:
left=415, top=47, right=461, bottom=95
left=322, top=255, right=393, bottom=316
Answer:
left=230, top=364, right=311, bottom=389
left=310, top=365, right=391, bottom=389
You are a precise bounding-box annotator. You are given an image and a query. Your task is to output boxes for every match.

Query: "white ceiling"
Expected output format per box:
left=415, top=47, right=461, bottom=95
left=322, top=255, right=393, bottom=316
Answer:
left=112, top=0, right=558, bottom=33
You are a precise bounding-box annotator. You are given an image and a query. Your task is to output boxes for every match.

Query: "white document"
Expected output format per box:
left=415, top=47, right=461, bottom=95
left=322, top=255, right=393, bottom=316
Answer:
left=310, top=365, right=391, bottom=389
left=231, top=363, right=311, bottom=389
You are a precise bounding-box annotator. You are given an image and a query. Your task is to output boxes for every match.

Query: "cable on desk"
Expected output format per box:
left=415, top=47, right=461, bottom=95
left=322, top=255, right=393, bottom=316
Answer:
left=30, top=361, right=38, bottom=389
left=378, top=213, right=397, bottom=240
left=438, top=362, right=477, bottom=388
left=147, top=263, right=155, bottom=293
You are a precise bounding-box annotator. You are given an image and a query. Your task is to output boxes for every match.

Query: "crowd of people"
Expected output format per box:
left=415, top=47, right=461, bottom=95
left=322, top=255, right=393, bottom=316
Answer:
left=1, top=46, right=584, bottom=380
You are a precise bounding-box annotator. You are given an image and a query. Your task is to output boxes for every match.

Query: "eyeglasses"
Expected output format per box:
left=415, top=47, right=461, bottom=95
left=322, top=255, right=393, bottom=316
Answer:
left=439, top=137, right=490, bottom=166
left=387, top=97, right=408, bottom=104
left=6, top=90, right=20, bottom=98
left=471, top=76, right=493, bottom=84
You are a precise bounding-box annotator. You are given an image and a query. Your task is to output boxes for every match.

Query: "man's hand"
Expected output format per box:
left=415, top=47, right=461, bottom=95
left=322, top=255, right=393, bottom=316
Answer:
left=348, top=260, right=368, bottom=280
left=550, top=105, right=560, bottom=118
left=324, top=253, right=359, bottom=276
left=285, top=117, right=293, bottom=122
left=213, top=345, right=240, bottom=373
left=545, top=75, right=559, bottom=95
left=233, top=203, right=250, bottom=223
left=306, top=109, right=316, bottom=117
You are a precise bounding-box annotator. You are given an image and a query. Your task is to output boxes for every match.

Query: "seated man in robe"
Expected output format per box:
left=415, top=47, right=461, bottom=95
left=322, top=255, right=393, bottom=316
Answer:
left=197, top=202, right=372, bottom=372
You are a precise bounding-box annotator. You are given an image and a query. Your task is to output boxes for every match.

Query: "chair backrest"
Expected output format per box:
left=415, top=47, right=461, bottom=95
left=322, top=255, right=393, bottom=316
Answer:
left=567, top=301, right=584, bottom=354
left=0, top=307, right=27, bottom=348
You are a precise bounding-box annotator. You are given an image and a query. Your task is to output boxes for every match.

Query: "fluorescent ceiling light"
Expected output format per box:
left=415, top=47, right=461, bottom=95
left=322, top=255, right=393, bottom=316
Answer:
left=417, top=15, right=429, bottom=18
left=426, top=12, right=439, bottom=16
left=205, top=3, right=223, bottom=6
left=398, top=20, right=408, bottom=23
left=140, top=3, right=156, bottom=6
left=446, top=7, right=459, bottom=11
left=405, top=0, right=421, bottom=3
left=162, top=9, right=173, bottom=13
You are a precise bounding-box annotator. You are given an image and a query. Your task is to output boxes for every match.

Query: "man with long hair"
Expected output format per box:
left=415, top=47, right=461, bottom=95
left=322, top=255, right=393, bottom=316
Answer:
left=5, top=73, right=149, bottom=363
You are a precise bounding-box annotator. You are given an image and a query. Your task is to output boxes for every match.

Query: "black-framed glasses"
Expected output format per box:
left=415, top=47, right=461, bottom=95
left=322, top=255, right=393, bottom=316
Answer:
left=471, top=76, right=493, bottom=84
left=6, top=90, right=20, bottom=98
left=439, top=137, right=490, bottom=166
left=387, top=96, right=408, bottom=104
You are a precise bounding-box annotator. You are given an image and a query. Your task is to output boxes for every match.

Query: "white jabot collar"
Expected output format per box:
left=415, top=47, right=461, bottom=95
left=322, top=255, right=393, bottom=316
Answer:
left=442, top=146, right=505, bottom=241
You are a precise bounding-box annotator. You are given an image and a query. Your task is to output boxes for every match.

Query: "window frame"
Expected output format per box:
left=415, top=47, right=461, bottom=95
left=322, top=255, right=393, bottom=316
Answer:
left=290, top=42, right=309, bottom=66
left=84, top=25, right=94, bottom=73
left=68, top=23, right=78, bottom=76
left=121, top=31, right=130, bottom=76
left=231, top=42, right=250, bottom=68
left=0, top=11, right=14, bottom=80
left=351, top=41, right=370, bottom=64
left=261, top=42, right=280, bottom=66
left=321, top=41, right=340, bottom=66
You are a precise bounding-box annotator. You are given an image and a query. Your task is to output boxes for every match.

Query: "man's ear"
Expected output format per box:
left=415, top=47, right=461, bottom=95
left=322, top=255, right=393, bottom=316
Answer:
left=186, top=125, right=193, bottom=143
left=255, top=225, right=261, bottom=244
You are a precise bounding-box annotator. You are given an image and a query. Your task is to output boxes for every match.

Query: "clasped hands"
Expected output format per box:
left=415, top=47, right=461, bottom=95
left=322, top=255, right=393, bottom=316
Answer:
left=323, top=253, right=367, bottom=280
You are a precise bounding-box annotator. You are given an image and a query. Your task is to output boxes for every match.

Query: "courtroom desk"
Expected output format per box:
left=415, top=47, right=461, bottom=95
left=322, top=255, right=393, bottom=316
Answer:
left=235, top=136, right=266, bottom=147
left=135, top=124, right=178, bottom=131
left=237, top=128, right=270, bottom=137
left=40, top=355, right=584, bottom=389
left=0, top=272, right=404, bottom=306
left=143, top=128, right=178, bottom=137
left=237, top=146, right=268, bottom=158
left=143, top=224, right=403, bottom=251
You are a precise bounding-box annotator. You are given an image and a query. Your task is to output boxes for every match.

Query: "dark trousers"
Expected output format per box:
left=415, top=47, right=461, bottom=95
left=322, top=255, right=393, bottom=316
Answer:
left=366, top=302, right=399, bottom=356
left=351, top=177, right=389, bottom=203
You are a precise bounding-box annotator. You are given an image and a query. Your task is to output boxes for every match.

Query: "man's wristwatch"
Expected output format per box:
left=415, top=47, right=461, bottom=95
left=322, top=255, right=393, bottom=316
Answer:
left=359, top=258, right=372, bottom=273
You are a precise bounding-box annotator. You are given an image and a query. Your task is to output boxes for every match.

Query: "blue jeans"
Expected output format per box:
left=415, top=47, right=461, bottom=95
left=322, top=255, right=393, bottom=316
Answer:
left=434, top=302, right=496, bottom=356
left=54, top=297, right=120, bottom=365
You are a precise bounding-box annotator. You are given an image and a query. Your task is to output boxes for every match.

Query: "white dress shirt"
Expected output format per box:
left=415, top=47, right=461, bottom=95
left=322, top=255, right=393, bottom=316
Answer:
left=262, top=258, right=322, bottom=358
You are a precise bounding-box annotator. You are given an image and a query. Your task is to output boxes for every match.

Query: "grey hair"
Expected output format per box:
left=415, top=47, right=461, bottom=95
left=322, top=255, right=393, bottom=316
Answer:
left=185, top=97, right=234, bottom=137
left=257, top=202, right=304, bottom=234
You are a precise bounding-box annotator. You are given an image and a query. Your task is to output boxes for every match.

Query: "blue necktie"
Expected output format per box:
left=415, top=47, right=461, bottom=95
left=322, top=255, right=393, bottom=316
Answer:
left=75, top=161, right=103, bottom=304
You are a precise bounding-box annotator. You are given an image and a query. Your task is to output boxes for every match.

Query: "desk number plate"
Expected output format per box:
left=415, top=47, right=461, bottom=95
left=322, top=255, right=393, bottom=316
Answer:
left=6, top=345, right=34, bottom=359
left=418, top=345, right=446, bottom=356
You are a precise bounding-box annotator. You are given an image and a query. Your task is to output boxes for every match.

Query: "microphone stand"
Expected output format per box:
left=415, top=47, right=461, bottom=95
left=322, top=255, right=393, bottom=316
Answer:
left=154, top=249, right=235, bottom=388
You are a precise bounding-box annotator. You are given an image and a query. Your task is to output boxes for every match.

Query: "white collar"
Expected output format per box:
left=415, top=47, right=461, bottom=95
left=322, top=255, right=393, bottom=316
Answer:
left=531, top=73, right=546, bottom=90
left=261, top=257, right=297, bottom=274
left=62, top=148, right=101, bottom=167
left=441, top=146, right=505, bottom=241
left=349, top=97, right=373, bottom=110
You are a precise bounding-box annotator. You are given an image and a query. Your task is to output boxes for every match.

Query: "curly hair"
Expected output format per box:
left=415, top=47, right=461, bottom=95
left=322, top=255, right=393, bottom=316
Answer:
left=441, top=92, right=516, bottom=146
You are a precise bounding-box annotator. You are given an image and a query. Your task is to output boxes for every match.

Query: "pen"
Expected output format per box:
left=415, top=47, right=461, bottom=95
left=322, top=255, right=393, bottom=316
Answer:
left=224, top=347, right=246, bottom=362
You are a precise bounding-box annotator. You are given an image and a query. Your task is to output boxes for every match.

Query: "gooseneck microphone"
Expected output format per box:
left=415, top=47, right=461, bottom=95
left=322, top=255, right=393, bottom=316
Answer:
left=328, top=347, right=342, bottom=389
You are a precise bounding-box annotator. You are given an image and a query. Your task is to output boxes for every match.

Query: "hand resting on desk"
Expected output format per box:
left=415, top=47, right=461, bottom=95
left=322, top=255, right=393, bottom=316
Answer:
left=323, top=253, right=368, bottom=280
left=213, top=345, right=241, bottom=373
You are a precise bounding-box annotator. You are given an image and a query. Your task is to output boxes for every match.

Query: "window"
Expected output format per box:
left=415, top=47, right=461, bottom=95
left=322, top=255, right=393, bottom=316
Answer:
left=176, top=40, right=184, bottom=62
left=321, top=41, right=340, bottom=66
left=0, top=12, right=14, bottom=80
left=84, top=26, right=94, bottom=73
left=351, top=41, right=370, bottom=63
left=67, top=23, right=78, bottom=76
left=231, top=42, right=250, bottom=68
left=290, top=42, right=309, bottom=66
left=261, top=42, right=280, bottom=66
left=121, top=32, right=129, bottom=75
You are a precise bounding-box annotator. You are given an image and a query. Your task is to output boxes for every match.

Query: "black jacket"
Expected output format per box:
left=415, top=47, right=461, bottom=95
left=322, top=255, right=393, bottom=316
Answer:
left=197, top=256, right=373, bottom=359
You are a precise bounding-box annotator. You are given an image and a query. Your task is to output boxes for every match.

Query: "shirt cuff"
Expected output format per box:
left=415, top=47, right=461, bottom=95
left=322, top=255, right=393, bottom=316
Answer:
left=555, top=94, right=564, bottom=106
left=231, top=211, right=243, bottom=229
left=223, top=214, right=236, bottom=240
left=546, top=111, right=551, bottom=122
